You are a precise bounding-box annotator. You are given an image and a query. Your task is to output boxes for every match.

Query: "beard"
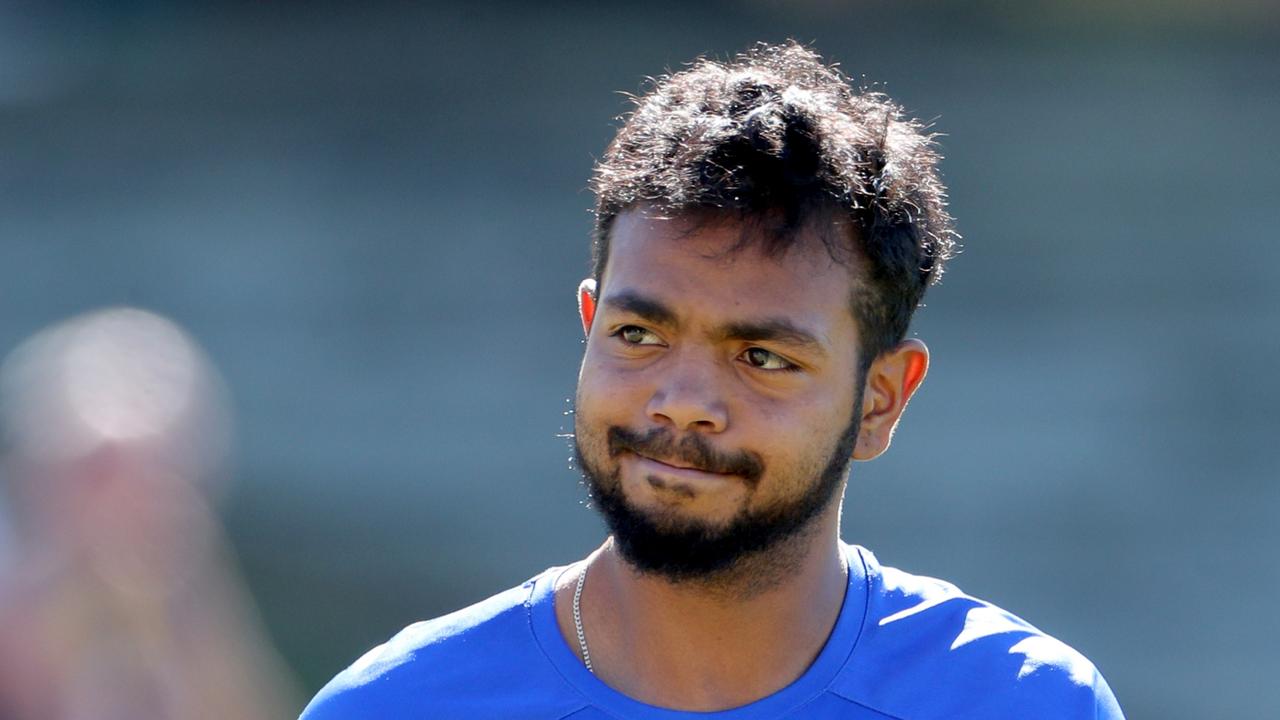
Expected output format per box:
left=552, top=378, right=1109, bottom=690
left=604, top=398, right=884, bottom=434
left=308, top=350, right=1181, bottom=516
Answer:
left=573, top=395, right=861, bottom=584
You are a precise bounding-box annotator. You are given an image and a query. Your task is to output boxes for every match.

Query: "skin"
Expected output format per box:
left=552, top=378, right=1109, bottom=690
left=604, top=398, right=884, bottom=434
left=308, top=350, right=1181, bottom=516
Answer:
left=556, top=207, right=929, bottom=712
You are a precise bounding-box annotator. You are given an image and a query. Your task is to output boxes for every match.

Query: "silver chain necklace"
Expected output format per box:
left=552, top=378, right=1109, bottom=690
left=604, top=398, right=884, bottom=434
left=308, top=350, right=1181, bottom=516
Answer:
left=572, top=562, right=594, bottom=673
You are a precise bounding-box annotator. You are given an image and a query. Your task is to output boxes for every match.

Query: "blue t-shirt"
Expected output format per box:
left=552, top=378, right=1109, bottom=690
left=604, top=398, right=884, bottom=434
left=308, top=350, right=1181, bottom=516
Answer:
left=300, top=544, right=1123, bottom=719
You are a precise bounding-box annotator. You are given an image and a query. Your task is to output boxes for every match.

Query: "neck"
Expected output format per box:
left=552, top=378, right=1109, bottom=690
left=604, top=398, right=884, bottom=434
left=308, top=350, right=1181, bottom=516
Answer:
left=556, top=506, right=849, bottom=712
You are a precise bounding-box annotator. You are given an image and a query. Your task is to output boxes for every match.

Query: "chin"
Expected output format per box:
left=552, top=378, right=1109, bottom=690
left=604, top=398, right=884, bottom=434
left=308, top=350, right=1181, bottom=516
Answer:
left=573, top=430, right=846, bottom=582
left=590, top=467, right=803, bottom=581
left=626, top=494, right=737, bottom=536
left=619, top=473, right=744, bottom=527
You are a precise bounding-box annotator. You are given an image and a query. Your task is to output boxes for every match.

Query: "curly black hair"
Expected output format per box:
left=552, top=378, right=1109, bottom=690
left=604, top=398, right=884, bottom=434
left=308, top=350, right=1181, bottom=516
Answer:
left=591, top=41, right=958, bottom=372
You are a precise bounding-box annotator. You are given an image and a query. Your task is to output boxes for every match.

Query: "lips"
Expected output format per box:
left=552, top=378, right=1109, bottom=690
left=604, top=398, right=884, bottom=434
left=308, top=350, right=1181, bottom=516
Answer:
left=635, top=452, right=721, bottom=474
left=606, top=425, right=764, bottom=486
left=630, top=453, right=737, bottom=488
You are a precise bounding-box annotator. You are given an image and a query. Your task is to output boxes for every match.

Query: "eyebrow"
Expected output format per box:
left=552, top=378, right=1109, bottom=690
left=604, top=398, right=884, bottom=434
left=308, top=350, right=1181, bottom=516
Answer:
left=602, top=291, right=680, bottom=328
left=716, top=319, right=826, bottom=355
left=602, top=289, right=827, bottom=356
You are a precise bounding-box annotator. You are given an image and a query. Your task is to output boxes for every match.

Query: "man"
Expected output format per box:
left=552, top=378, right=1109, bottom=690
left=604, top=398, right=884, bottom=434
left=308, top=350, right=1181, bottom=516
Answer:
left=301, top=42, right=1124, bottom=719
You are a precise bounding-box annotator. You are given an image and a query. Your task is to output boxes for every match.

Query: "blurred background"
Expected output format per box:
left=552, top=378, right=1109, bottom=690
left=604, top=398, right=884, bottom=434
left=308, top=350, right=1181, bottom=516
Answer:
left=0, top=1, right=1276, bottom=717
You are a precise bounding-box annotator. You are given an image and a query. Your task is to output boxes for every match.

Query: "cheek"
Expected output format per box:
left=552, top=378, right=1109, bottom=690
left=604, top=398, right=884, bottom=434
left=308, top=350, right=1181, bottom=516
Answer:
left=747, top=393, right=852, bottom=476
left=748, top=384, right=846, bottom=432
left=577, top=345, right=649, bottom=416
left=574, top=350, right=636, bottom=450
left=575, top=353, right=611, bottom=420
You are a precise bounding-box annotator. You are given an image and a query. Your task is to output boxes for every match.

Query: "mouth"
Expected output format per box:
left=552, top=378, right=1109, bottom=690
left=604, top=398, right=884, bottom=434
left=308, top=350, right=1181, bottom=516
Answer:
left=606, top=425, right=764, bottom=487
left=636, top=453, right=719, bottom=473
left=628, top=452, right=738, bottom=491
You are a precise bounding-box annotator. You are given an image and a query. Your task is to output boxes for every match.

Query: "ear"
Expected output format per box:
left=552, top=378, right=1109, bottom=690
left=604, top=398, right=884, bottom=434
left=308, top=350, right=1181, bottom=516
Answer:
left=577, top=278, right=598, bottom=337
left=853, top=339, right=929, bottom=461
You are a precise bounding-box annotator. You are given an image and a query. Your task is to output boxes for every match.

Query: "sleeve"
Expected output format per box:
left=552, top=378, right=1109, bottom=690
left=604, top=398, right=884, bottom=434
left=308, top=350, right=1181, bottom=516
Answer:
left=1091, top=670, right=1125, bottom=720
left=296, top=645, right=412, bottom=720
left=296, top=677, right=379, bottom=720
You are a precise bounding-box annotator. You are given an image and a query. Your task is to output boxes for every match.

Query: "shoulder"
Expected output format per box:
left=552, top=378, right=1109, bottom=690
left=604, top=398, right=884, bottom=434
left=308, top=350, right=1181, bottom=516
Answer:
left=835, top=546, right=1124, bottom=719
left=299, top=571, right=582, bottom=720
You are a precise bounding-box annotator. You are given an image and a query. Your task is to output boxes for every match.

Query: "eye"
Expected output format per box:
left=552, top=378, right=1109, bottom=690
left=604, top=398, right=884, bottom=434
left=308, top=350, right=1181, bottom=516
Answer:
left=742, top=347, right=798, bottom=372
left=614, top=325, right=663, bottom=346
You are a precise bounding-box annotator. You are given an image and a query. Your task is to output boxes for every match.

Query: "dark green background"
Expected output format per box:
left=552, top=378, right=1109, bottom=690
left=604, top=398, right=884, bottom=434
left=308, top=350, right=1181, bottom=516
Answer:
left=1, top=2, right=1277, bottom=717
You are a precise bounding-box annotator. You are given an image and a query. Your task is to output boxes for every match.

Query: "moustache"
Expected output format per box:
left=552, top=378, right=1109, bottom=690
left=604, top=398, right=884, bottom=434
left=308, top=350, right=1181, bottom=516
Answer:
left=607, top=426, right=765, bottom=486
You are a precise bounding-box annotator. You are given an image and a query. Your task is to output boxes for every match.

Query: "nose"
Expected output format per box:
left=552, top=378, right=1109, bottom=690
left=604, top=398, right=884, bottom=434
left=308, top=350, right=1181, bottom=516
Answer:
left=645, top=355, right=728, bottom=433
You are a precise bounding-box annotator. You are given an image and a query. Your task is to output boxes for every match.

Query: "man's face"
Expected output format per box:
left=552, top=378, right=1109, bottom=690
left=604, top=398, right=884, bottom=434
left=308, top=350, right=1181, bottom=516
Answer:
left=573, top=208, right=865, bottom=579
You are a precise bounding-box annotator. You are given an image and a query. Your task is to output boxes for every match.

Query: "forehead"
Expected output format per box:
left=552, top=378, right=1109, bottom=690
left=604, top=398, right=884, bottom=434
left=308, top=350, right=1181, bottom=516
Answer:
left=600, top=209, right=858, bottom=332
